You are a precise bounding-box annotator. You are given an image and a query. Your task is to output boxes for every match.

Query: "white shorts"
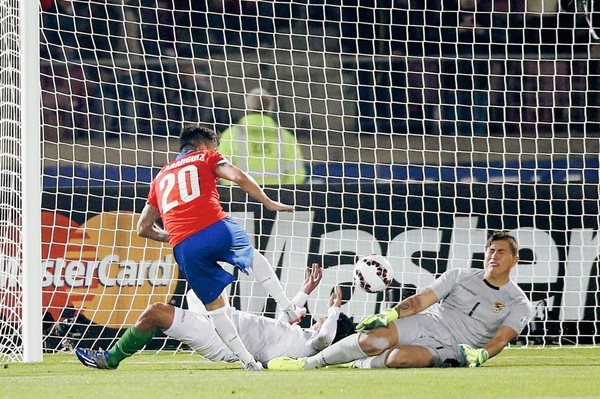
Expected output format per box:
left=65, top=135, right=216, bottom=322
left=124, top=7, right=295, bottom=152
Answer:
left=163, top=307, right=237, bottom=363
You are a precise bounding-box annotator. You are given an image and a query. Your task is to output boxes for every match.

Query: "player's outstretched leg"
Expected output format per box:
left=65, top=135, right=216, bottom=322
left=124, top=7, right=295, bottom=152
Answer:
left=75, top=348, right=116, bottom=370
left=106, top=326, right=155, bottom=368
left=349, top=350, right=390, bottom=369
left=270, top=333, right=368, bottom=370
left=252, top=249, right=305, bottom=323
left=208, top=306, right=264, bottom=371
left=74, top=311, right=157, bottom=370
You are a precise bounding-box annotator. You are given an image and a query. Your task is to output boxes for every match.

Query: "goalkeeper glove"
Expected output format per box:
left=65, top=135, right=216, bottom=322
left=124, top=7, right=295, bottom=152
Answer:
left=459, top=344, right=489, bottom=367
left=356, top=308, right=399, bottom=331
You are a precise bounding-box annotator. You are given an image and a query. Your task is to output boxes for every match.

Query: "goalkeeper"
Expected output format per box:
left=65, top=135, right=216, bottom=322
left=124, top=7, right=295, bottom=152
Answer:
left=268, top=230, right=533, bottom=370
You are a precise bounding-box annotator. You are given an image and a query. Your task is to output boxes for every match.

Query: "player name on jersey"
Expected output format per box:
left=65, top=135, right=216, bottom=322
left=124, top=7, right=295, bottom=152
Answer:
left=163, top=153, right=206, bottom=172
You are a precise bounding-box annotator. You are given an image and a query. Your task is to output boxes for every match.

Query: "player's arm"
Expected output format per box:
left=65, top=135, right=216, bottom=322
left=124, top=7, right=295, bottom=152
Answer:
left=300, top=263, right=322, bottom=295
left=215, top=162, right=294, bottom=212
left=276, top=263, right=322, bottom=322
left=311, top=286, right=343, bottom=351
left=483, top=325, right=518, bottom=358
left=137, top=204, right=170, bottom=243
left=460, top=325, right=518, bottom=367
left=393, top=288, right=438, bottom=318
left=357, top=288, right=438, bottom=331
left=292, top=263, right=323, bottom=307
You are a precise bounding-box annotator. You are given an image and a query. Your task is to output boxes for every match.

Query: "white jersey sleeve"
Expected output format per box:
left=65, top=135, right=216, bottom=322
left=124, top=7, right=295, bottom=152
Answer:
left=308, top=306, right=341, bottom=352
left=276, top=291, right=309, bottom=323
left=290, top=291, right=309, bottom=307
left=232, top=310, right=323, bottom=363
left=427, top=268, right=461, bottom=301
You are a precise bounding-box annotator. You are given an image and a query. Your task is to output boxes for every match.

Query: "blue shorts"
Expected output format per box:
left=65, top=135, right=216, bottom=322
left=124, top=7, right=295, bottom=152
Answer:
left=173, top=217, right=254, bottom=304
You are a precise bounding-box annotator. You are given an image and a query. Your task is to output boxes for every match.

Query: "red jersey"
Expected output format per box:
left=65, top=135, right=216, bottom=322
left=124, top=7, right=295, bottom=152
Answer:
left=147, top=150, right=228, bottom=246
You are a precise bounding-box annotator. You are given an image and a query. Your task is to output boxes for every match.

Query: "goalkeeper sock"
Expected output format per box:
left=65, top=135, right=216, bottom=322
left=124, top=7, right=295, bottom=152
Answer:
left=107, top=326, right=155, bottom=368
left=208, top=307, right=256, bottom=366
left=306, top=333, right=367, bottom=369
left=251, top=249, right=292, bottom=310
left=352, top=350, right=390, bottom=369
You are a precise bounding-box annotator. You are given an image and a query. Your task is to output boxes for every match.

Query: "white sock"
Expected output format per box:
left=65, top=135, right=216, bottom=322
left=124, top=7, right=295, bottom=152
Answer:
left=305, top=333, right=367, bottom=369
left=251, top=249, right=292, bottom=310
left=352, top=350, right=390, bottom=369
left=207, top=307, right=255, bottom=365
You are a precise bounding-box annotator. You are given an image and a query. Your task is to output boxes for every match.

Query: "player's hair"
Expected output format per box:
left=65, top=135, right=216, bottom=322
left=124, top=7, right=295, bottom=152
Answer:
left=332, top=312, right=356, bottom=344
left=485, top=230, right=519, bottom=256
left=179, top=124, right=220, bottom=151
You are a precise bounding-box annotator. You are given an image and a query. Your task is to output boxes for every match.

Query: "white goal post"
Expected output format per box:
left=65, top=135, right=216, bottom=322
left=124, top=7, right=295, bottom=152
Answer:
left=1, top=1, right=599, bottom=362
left=0, top=0, right=42, bottom=363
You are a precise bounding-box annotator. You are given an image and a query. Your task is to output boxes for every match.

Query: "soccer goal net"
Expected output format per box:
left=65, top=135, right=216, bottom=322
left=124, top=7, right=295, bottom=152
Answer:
left=3, top=0, right=600, bottom=362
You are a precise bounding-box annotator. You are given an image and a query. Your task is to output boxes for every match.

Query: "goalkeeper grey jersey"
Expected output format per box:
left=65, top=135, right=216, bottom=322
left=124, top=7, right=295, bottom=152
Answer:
left=424, top=268, right=533, bottom=348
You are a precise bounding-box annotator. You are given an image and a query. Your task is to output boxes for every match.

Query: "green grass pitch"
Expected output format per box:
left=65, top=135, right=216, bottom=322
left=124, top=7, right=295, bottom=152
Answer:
left=2, top=347, right=600, bottom=399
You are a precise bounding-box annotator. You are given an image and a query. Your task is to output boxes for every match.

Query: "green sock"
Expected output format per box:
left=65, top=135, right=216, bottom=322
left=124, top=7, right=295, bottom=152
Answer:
left=107, top=326, right=155, bottom=368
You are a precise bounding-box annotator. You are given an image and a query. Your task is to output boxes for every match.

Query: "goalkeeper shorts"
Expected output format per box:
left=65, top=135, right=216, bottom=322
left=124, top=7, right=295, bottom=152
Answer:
left=392, top=313, right=463, bottom=367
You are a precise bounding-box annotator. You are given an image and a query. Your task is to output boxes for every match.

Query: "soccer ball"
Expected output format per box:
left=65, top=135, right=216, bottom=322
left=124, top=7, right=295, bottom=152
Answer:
left=353, top=255, right=394, bottom=293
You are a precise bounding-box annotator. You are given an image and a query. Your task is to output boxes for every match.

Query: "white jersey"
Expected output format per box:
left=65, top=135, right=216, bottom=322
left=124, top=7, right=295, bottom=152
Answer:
left=231, top=309, right=334, bottom=361
left=425, top=268, right=534, bottom=347
left=164, top=291, right=340, bottom=363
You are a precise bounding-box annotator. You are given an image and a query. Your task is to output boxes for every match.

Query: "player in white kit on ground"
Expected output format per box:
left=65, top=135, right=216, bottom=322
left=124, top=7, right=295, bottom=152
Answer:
left=76, top=263, right=356, bottom=368
left=268, top=230, right=534, bottom=369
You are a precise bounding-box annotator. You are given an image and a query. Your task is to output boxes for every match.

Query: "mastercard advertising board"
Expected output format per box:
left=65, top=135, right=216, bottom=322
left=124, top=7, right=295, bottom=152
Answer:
left=9, top=182, right=600, bottom=347
left=40, top=210, right=182, bottom=330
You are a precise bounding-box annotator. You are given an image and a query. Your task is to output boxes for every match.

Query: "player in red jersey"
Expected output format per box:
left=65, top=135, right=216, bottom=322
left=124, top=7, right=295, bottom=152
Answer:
left=134, top=125, right=303, bottom=371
